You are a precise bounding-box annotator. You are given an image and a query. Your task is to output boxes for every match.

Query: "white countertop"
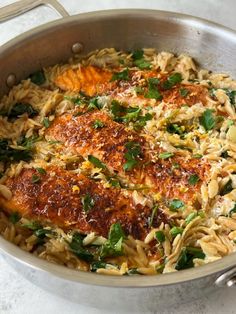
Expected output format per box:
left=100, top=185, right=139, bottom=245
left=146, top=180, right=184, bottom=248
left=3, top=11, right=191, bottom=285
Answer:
left=0, top=1, right=235, bottom=313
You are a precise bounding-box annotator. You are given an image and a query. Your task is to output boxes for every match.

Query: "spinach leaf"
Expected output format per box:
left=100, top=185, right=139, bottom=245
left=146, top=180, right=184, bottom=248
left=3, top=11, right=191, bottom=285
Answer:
left=0, top=139, right=32, bottom=162
left=175, top=247, right=205, bottom=270
left=166, top=123, right=184, bottom=135
left=158, top=152, right=174, bottom=159
left=34, top=228, right=53, bottom=239
left=185, top=212, right=197, bottom=225
left=170, top=226, right=183, bottom=237
left=132, top=49, right=151, bottom=69
left=220, top=179, right=233, bottom=196
left=43, top=117, right=50, bottom=128
left=36, top=167, right=46, bottom=175
left=29, top=70, right=46, bottom=85
left=8, top=103, right=38, bottom=119
left=93, top=119, right=105, bottom=129
left=100, top=223, right=126, bottom=258
left=199, top=109, right=216, bottom=131
left=31, top=174, right=41, bottom=184
left=169, top=199, right=185, bottom=211
left=9, top=212, right=21, bottom=224
left=229, top=203, right=236, bottom=217
left=155, top=230, right=165, bottom=243
left=111, top=68, right=130, bottom=81
left=145, top=78, right=162, bottom=100
left=132, top=49, right=144, bottom=60
left=22, top=220, right=42, bottom=231
left=69, top=232, right=94, bottom=262
left=188, top=174, right=199, bottom=185
left=162, top=73, right=182, bottom=90
left=179, top=88, right=189, bottom=97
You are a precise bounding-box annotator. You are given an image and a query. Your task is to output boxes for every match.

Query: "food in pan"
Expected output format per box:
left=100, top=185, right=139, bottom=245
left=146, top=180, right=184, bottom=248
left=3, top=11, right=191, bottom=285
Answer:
left=0, top=48, right=235, bottom=275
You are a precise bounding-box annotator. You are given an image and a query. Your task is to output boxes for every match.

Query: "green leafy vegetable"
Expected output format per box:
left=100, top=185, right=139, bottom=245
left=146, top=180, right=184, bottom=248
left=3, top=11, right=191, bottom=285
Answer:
left=88, top=155, right=106, bottom=169
left=185, top=212, right=197, bottom=225
left=81, top=194, right=95, bottom=213
left=229, top=203, right=236, bottom=217
left=9, top=212, right=21, bottom=224
left=87, top=97, right=103, bottom=111
left=22, top=220, right=42, bottom=231
left=134, top=59, right=151, bottom=70
left=29, top=70, right=46, bottom=85
left=175, top=247, right=205, bottom=270
left=158, top=152, right=174, bottom=159
left=127, top=268, right=143, bottom=275
left=170, top=226, right=183, bottom=237
left=132, top=49, right=144, bottom=60
left=148, top=205, right=158, bottom=227
left=145, top=78, right=162, bottom=100
left=199, top=109, right=216, bottom=131
left=155, top=230, right=165, bottom=243
left=192, top=153, right=203, bottom=159
left=123, top=141, right=142, bottom=171
left=8, top=103, right=38, bottom=119
left=0, top=139, right=32, bottom=162
left=220, top=179, right=233, bottom=196
left=93, top=119, right=105, bottom=129
left=162, top=73, right=182, bottom=90
left=179, top=88, right=189, bottom=97
left=221, top=151, right=229, bottom=158
left=111, top=68, right=130, bottom=81
left=43, top=117, right=50, bottom=128
left=166, top=123, right=184, bottom=135
left=169, top=199, right=185, bottom=211
left=34, top=228, right=53, bottom=239
left=69, top=232, right=93, bottom=262
left=100, top=223, right=126, bottom=258
left=31, top=174, right=41, bottom=183
left=188, top=174, right=199, bottom=185
left=36, top=167, right=46, bottom=175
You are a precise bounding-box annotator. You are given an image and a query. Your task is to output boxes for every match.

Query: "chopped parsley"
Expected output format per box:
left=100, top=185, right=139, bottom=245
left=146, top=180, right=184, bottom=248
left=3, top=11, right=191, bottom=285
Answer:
left=123, top=141, right=142, bottom=171
left=132, top=49, right=151, bottom=69
left=155, top=230, right=165, bottom=243
left=169, top=199, right=185, bottom=211
left=175, top=247, right=205, bottom=270
left=199, top=109, right=216, bottom=131
left=88, top=155, right=106, bottom=170
left=158, top=152, right=174, bottom=159
left=36, top=167, right=46, bottom=175
left=87, top=97, right=103, bottom=111
left=9, top=212, right=21, bottom=224
left=145, top=78, right=162, bottom=100
left=81, top=193, right=95, bottom=213
left=179, top=88, right=189, bottom=97
left=166, top=123, right=184, bottom=135
left=188, top=174, right=199, bottom=185
left=8, top=103, right=38, bottom=119
left=100, top=223, right=126, bottom=258
left=93, top=119, right=104, bottom=129
left=31, top=174, right=41, bottom=183
left=0, top=139, right=32, bottom=162
left=162, top=73, right=182, bottom=90
left=229, top=203, right=236, bottom=217
left=185, top=212, right=197, bottom=225
left=111, top=68, right=130, bottom=81
left=170, top=226, right=183, bottom=237
left=29, top=70, right=46, bottom=85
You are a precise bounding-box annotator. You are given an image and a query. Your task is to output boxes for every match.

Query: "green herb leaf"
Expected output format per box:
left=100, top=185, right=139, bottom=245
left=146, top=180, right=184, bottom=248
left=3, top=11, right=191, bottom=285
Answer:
left=91, top=261, right=115, bottom=272
left=192, top=153, right=203, bottom=159
left=134, top=59, right=151, bottom=70
left=29, top=70, right=46, bottom=85
left=166, top=123, right=184, bottom=135
left=123, top=141, right=142, bottom=171
left=170, top=226, right=183, bottom=237
left=144, top=78, right=162, bottom=100
left=69, top=232, right=94, bottom=262
left=158, top=152, right=174, bottom=159
left=34, top=228, right=53, bottom=239
left=43, top=117, right=50, bottom=128
left=221, top=151, right=229, bottom=158
left=93, top=119, right=105, bottom=129
left=185, top=212, right=197, bottom=225
left=132, top=49, right=144, bottom=60
left=127, top=268, right=143, bottom=275
left=188, top=174, right=199, bottom=185
left=155, top=230, right=165, bottom=243
left=31, top=174, right=41, bottom=183
left=81, top=193, right=95, bottom=213
left=8, top=103, right=38, bottom=119
left=111, top=68, right=130, bottom=81
left=0, top=139, right=32, bottom=162
left=22, top=220, right=42, bottom=231
left=199, top=109, right=216, bottom=131
left=162, top=73, right=182, bottom=90
left=9, top=212, right=21, bottom=224
left=100, top=223, right=126, bottom=258
left=179, top=88, right=189, bottom=97
left=229, top=203, right=236, bottom=217
left=169, top=199, right=185, bottom=211
left=148, top=205, right=158, bottom=227
left=36, top=167, right=46, bottom=175
left=175, top=247, right=205, bottom=270
left=220, top=179, right=233, bottom=196
left=88, top=155, right=106, bottom=169
left=87, top=97, right=103, bottom=111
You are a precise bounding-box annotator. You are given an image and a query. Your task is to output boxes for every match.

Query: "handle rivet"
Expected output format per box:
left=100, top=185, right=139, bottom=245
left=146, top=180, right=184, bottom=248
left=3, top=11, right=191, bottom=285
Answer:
left=71, top=42, right=83, bottom=54
left=6, top=74, right=16, bottom=87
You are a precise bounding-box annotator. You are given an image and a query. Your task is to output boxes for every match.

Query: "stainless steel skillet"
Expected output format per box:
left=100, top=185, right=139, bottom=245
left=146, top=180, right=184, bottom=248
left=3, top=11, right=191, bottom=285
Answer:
left=0, top=1, right=235, bottom=311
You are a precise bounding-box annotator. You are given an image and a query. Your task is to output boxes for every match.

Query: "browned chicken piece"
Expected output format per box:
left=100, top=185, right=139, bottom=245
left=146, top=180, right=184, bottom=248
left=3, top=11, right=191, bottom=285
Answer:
left=46, top=111, right=209, bottom=203
left=0, top=166, right=167, bottom=240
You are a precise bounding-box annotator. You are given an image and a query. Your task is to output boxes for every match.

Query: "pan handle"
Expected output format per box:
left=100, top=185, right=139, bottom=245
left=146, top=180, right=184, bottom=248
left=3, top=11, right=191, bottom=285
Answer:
left=215, top=266, right=236, bottom=288
left=0, top=0, right=69, bottom=23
